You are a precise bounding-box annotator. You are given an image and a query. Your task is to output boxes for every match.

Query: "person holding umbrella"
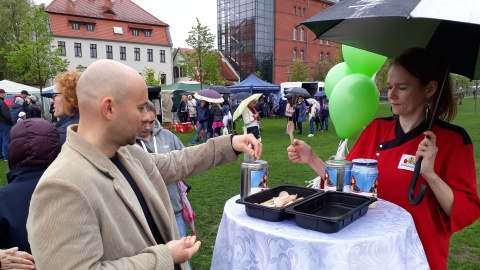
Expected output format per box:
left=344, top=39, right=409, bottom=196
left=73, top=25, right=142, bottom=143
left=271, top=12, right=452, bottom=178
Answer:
left=287, top=48, right=480, bottom=270
left=295, top=96, right=307, bottom=135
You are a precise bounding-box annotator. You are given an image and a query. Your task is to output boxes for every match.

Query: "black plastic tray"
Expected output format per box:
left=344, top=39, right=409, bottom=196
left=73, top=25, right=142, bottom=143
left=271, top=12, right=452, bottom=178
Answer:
left=236, top=185, right=323, bottom=222
left=285, top=191, right=377, bottom=233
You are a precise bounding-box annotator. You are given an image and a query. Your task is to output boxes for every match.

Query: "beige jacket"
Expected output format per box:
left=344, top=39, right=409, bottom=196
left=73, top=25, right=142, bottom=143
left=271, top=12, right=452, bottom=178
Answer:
left=27, top=125, right=237, bottom=270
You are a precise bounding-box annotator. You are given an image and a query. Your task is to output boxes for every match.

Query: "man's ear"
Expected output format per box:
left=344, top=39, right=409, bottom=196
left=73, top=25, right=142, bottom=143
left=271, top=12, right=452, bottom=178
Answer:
left=100, top=97, right=114, bottom=120
left=426, top=81, right=438, bottom=99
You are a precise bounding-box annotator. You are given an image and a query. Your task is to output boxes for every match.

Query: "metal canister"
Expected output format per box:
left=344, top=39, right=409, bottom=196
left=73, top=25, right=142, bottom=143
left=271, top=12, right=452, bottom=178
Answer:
left=350, top=158, right=378, bottom=196
left=324, top=160, right=353, bottom=192
left=240, top=160, right=268, bottom=199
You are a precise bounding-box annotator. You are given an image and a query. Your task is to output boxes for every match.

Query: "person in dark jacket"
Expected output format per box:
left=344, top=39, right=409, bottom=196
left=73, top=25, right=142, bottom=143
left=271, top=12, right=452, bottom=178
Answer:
left=53, top=71, right=82, bottom=144
left=0, top=89, right=13, bottom=161
left=189, top=100, right=210, bottom=145
left=0, top=118, right=61, bottom=255
left=178, top=95, right=188, bottom=123
left=210, top=102, right=224, bottom=136
left=9, top=97, right=24, bottom=125
left=25, top=96, right=41, bottom=119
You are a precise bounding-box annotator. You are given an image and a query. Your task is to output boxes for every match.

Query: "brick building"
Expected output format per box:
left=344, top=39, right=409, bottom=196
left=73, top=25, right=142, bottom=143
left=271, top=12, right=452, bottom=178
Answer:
left=218, top=0, right=340, bottom=85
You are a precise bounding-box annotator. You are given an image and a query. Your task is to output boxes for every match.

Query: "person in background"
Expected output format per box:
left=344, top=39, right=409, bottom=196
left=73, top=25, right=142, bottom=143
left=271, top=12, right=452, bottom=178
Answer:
left=9, top=97, right=24, bottom=125
left=25, top=96, right=41, bottom=119
left=0, top=118, right=61, bottom=256
left=17, top=112, right=26, bottom=123
left=308, top=100, right=318, bottom=138
left=26, top=59, right=261, bottom=269
left=187, top=95, right=197, bottom=128
left=210, top=102, right=224, bottom=137
left=284, top=98, right=295, bottom=135
left=189, top=100, right=210, bottom=145
left=178, top=95, right=188, bottom=123
left=319, top=98, right=329, bottom=131
left=0, top=247, right=35, bottom=270
left=0, top=89, right=13, bottom=161
left=20, top=90, right=29, bottom=112
left=296, top=96, right=307, bottom=135
left=136, top=101, right=194, bottom=239
left=254, top=98, right=264, bottom=131
left=287, top=48, right=480, bottom=269
left=243, top=99, right=261, bottom=140
left=221, top=99, right=230, bottom=135
left=171, top=95, right=179, bottom=123
left=53, top=71, right=82, bottom=144
left=49, top=99, right=57, bottom=124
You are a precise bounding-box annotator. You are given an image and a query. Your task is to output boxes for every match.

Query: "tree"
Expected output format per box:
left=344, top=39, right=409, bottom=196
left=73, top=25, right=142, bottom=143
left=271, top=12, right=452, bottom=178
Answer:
left=0, top=0, right=31, bottom=79
left=311, top=48, right=344, bottom=81
left=4, top=4, right=69, bottom=115
left=179, top=18, right=226, bottom=86
left=288, top=59, right=310, bottom=82
left=142, top=67, right=160, bottom=86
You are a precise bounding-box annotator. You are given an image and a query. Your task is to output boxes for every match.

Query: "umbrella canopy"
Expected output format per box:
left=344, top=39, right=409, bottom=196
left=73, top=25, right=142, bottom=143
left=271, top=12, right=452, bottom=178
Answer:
left=233, top=92, right=252, bottom=101
left=232, top=93, right=262, bottom=121
left=177, top=181, right=196, bottom=235
left=301, top=0, right=480, bottom=80
left=314, top=91, right=326, bottom=98
left=210, top=85, right=232, bottom=94
left=194, top=89, right=224, bottom=103
left=306, top=98, right=320, bottom=111
left=285, top=87, right=311, bottom=98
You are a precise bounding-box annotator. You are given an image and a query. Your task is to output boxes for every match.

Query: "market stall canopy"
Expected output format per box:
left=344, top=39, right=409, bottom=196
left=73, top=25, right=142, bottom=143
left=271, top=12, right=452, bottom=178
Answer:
left=227, top=74, right=280, bottom=93
left=161, top=81, right=210, bottom=92
left=0, top=80, right=40, bottom=94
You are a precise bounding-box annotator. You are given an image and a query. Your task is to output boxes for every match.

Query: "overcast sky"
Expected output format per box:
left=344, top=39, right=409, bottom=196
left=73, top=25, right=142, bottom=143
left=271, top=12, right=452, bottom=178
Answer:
left=34, top=0, right=218, bottom=49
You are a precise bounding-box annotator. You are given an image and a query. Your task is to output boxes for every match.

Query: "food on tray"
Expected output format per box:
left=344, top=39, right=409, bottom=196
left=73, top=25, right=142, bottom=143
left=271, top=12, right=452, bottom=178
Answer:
left=257, top=191, right=304, bottom=207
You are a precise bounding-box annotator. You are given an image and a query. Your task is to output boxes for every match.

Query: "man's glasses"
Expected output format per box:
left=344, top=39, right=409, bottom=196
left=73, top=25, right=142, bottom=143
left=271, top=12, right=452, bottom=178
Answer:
left=52, top=92, right=62, bottom=99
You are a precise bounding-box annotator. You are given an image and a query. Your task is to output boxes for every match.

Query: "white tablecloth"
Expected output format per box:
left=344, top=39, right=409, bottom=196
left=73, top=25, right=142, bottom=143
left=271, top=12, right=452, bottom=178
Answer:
left=211, top=195, right=429, bottom=270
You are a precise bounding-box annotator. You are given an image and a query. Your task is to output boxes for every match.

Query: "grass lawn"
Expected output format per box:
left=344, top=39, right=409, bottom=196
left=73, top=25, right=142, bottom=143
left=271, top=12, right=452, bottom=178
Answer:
left=0, top=98, right=479, bottom=269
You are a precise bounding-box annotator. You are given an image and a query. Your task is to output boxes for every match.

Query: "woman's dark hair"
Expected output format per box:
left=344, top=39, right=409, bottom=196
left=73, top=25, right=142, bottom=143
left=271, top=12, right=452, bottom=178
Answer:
left=392, top=47, right=456, bottom=122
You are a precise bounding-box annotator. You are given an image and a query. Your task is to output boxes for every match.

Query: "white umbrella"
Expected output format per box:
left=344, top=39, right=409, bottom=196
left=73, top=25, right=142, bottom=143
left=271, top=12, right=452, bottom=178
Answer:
left=232, top=93, right=262, bottom=121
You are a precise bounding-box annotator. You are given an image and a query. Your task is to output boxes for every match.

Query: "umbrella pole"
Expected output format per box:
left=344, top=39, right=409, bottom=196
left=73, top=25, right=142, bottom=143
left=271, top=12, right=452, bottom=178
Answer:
left=408, top=63, right=451, bottom=206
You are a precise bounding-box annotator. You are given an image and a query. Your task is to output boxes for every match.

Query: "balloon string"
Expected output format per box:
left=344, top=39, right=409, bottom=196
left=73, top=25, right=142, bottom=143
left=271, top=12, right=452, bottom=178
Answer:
left=330, top=139, right=349, bottom=160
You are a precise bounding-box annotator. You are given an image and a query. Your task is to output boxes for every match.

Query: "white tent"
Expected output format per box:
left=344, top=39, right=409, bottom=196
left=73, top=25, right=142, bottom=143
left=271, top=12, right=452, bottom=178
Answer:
left=0, top=80, right=40, bottom=94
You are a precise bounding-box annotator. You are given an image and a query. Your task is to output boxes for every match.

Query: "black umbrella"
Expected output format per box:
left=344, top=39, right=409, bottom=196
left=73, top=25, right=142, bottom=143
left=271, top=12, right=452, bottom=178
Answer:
left=147, top=85, right=161, bottom=92
left=301, top=0, right=480, bottom=205
left=233, top=92, right=252, bottom=101
left=210, top=85, right=232, bottom=94
left=285, top=87, right=311, bottom=98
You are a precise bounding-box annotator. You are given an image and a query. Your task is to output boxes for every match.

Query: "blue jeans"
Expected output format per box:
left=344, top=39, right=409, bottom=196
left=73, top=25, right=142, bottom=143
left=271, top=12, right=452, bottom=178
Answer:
left=193, top=121, right=208, bottom=142
left=175, top=215, right=192, bottom=269
left=297, top=121, right=303, bottom=134
left=320, top=116, right=329, bottom=130
left=309, top=118, right=315, bottom=134
left=0, top=125, right=11, bottom=160
left=171, top=112, right=179, bottom=123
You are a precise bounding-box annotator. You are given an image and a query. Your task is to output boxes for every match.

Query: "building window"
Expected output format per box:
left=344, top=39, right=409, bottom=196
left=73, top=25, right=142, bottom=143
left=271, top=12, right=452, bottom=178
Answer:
left=86, top=23, right=95, bottom=32
left=120, top=46, right=126, bottom=60
left=293, top=6, right=296, bottom=15
left=300, top=50, right=304, bottom=62
left=300, top=29, right=304, bottom=41
left=58, top=41, right=66, bottom=56
left=106, top=45, right=113, bottom=59
left=90, top=44, right=97, bottom=58
left=147, top=49, right=153, bottom=62
left=71, top=22, right=80, bottom=30
left=298, top=7, right=301, bottom=16
left=132, top=29, right=139, bottom=36
left=293, top=49, right=297, bottom=60
left=320, top=52, right=323, bottom=62
left=326, top=52, right=330, bottom=60
left=303, top=8, right=306, bottom=17
left=134, top=48, right=140, bottom=61
left=160, top=50, right=165, bottom=62
left=144, top=30, right=152, bottom=37
left=320, top=39, right=323, bottom=44
left=293, top=28, right=297, bottom=40
left=74, top=42, right=82, bottom=57
left=326, top=40, right=329, bottom=45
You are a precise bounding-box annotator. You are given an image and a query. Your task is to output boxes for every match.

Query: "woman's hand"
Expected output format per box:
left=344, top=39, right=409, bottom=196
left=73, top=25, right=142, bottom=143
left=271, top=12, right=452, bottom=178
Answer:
left=287, top=139, right=315, bottom=165
left=415, top=131, right=438, bottom=179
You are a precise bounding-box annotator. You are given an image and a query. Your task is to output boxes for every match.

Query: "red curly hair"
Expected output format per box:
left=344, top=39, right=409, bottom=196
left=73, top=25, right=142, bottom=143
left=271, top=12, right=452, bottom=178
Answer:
left=54, top=71, right=82, bottom=117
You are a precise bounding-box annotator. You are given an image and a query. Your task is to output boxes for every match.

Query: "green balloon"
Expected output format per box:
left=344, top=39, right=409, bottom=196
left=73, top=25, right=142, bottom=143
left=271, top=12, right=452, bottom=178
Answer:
left=329, top=74, right=379, bottom=139
left=342, top=45, right=387, bottom=77
left=324, top=62, right=353, bottom=99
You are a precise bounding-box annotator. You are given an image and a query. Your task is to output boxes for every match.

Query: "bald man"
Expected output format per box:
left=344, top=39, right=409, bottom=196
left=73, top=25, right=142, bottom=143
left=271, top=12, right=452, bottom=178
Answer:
left=26, top=59, right=262, bottom=270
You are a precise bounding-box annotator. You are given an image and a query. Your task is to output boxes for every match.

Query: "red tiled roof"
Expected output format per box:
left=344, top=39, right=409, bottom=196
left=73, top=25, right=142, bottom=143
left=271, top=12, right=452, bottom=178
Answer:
left=46, top=0, right=168, bottom=26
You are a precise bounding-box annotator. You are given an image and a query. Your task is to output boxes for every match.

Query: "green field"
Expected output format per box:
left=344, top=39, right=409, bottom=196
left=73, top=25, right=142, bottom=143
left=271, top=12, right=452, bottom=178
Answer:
left=1, top=98, right=478, bottom=269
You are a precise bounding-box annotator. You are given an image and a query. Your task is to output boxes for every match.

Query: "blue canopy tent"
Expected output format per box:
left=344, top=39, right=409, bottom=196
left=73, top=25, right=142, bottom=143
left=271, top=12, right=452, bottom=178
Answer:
left=228, top=73, right=281, bottom=116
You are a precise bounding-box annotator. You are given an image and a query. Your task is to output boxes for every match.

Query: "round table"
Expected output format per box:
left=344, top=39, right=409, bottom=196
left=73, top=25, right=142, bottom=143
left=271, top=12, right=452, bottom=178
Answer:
left=211, top=195, right=428, bottom=270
